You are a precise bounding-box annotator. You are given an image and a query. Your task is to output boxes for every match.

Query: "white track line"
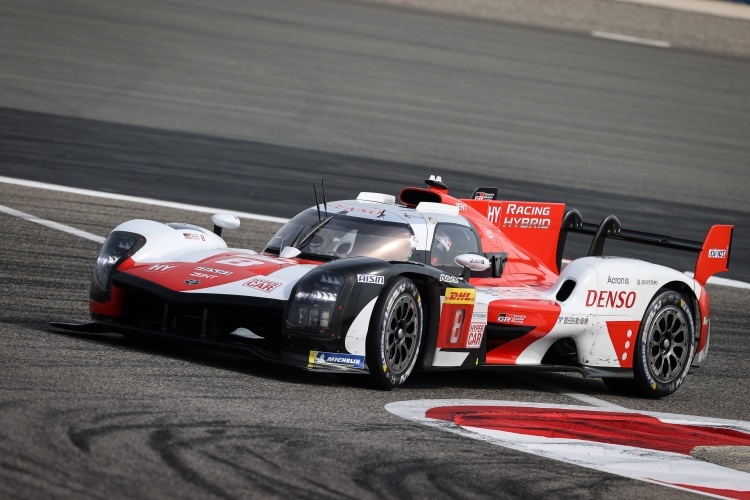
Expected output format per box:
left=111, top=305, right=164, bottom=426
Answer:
left=0, top=176, right=289, bottom=224
left=514, top=374, right=626, bottom=410
left=0, top=205, right=105, bottom=244
left=591, top=31, right=671, bottom=48
left=2, top=175, right=748, bottom=289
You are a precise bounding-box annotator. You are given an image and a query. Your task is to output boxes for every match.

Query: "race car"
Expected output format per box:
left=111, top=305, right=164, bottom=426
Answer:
left=52, top=176, right=733, bottom=397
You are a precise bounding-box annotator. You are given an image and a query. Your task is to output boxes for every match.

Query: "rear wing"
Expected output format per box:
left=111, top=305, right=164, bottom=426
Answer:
left=558, top=210, right=733, bottom=286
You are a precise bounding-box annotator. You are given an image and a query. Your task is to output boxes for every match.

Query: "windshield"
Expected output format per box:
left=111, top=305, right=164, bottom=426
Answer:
left=264, top=208, right=416, bottom=261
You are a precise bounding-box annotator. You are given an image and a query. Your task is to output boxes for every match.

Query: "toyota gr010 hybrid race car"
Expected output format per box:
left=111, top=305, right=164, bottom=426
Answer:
left=53, top=176, right=733, bottom=397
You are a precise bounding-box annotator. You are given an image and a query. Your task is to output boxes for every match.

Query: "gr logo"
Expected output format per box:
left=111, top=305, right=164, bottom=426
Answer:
left=357, top=274, right=385, bottom=285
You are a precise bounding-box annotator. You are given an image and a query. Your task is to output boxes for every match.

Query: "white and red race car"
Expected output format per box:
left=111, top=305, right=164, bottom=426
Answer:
left=53, top=176, right=733, bottom=397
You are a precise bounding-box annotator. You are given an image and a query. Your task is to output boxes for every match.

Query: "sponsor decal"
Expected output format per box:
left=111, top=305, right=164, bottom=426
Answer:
left=466, top=323, right=485, bottom=348
left=471, top=311, right=487, bottom=321
left=557, top=315, right=589, bottom=325
left=244, top=277, right=282, bottom=292
left=357, top=274, right=385, bottom=285
left=184, top=279, right=200, bottom=285
left=146, top=264, right=176, bottom=273
left=497, top=313, right=526, bottom=324
left=606, top=276, right=629, bottom=285
left=309, top=350, right=366, bottom=369
left=196, top=266, right=232, bottom=276
left=183, top=232, right=206, bottom=241
left=586, top=290, right=637, bottom=308
left=440, top=273, right=459, bottom=284
left=455, top=202, right=467, bottom=211
left=502, top=203, right=551, bottom=229
left=387, top=400, right=750, bottom=500
left=487, top=205, right=502, bottom=224
left=190, top=272, right=217, bottom=279
left=327, top=203, right=384, bottom=216
left=708, top=248, right=727, bottom=259
left=444, top=288, right=476, bottom=305
left=637, top=278, right=658, bottom=286
left=474, top=191, right=495, bottom=201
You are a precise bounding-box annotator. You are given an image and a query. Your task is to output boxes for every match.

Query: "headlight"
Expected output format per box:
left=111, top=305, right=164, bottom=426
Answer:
left=90, top=231, right=144, bottom=302
left=287, top=270, right=346, bottom=335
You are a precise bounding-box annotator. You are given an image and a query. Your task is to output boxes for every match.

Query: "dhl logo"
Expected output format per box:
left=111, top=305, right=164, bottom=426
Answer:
left=444, top=288, right=476, bottom=305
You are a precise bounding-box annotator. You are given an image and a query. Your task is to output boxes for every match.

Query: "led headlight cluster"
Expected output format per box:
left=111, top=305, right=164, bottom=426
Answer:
left=90, top=231, right=144, bottom=302
left=287, top=270, right=346, bottom=335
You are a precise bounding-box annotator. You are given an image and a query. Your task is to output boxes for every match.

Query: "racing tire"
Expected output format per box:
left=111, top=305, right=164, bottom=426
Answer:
left=365, top=277, right=423, bottom=390
left=604, top=289, right=696, bottom=398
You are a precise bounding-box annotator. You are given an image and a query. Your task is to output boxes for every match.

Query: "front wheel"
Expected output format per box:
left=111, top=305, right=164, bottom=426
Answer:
left=365, top=277, right=423, bottom=390
left=605, top=289, right=696, bottom=398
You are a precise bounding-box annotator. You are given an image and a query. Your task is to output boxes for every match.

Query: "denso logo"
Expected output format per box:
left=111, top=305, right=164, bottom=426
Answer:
left=708, top=248, right=727, bottom=259
left=503, top=204, right=551, bottom=229
left=586, top=290, right=637, bottom=308
left=357, top=274, right=385, bottom=285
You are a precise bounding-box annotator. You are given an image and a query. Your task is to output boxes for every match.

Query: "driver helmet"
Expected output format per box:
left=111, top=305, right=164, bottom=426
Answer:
left=431, top=229, right=453, bottom=266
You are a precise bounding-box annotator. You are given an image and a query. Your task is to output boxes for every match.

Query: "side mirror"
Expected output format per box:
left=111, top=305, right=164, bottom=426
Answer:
left=211, top=213, right=240, bottom=237
left=280, top=246, right=302, bottom=259
left=454, top=254, right=490, bottom=272
left=454, top=254, right=490, bottom=281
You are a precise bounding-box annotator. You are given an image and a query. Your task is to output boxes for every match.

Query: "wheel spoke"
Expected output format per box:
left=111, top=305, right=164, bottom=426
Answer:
left=646, top=304, right=691, bottom=384
left=383, top=293, right=421, bottom=374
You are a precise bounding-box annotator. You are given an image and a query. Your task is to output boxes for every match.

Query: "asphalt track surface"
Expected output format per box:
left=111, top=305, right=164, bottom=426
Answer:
left=1, top=0, right=749, bottom=498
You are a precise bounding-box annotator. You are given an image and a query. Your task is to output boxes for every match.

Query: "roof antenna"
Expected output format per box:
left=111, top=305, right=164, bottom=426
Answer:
left=321, top=178, right=328, bottom=216
left=313, top=184, right=321, bottom=221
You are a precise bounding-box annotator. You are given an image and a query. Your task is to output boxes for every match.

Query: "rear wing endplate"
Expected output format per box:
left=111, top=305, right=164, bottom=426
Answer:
left=557, top=210, right=733, bottom=286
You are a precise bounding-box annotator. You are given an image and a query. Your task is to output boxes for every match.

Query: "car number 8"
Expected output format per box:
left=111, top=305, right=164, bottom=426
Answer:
left=450, top=309, right=465, bottom=344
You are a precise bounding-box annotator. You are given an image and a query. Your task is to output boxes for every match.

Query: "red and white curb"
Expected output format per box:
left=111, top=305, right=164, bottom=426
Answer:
left=386, top=400, right=750, bottom=499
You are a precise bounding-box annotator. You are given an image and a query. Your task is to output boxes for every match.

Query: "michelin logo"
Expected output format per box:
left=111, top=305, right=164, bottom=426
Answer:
left=309, top=351, right=366, bottom=369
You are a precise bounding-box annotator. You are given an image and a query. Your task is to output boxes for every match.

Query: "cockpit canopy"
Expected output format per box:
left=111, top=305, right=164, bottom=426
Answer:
left=264, top=207, right=416, bottom=261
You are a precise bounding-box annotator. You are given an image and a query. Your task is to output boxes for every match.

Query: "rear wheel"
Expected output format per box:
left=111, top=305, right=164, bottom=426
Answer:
left=365, top=277, right=422, bottom=390
left=604, top=289, right=695, bottom=398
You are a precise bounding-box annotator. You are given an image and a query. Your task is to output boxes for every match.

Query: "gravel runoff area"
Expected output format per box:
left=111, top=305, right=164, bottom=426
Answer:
left=350, top=0, right=750, bottom=57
